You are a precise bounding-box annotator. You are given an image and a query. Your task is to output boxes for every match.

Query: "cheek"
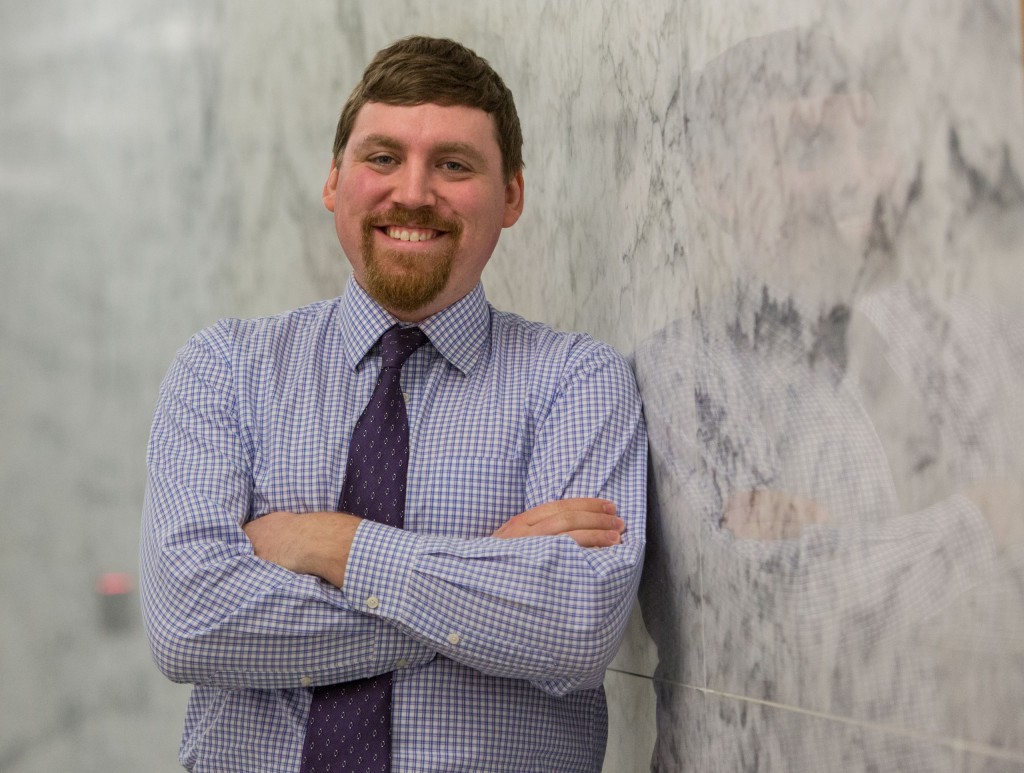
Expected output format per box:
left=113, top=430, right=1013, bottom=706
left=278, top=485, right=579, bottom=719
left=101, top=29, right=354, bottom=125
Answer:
left=458, top=190, right=508, bottom=238
left=337, top=170, right=390, bottom=215
left=333, top=202, right=370, bottom=269
left=334, top=177, right=379, bottom=236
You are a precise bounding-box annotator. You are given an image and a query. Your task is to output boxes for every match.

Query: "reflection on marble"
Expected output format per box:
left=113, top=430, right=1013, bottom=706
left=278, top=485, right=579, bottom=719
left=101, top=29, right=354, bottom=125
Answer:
left=702, top=692, right=962, bottom=773
left=964, top=751, right=1024, bottom=773
left=649, top=682, right=707, bottom=773
left=636, top=2, right=1024, bottom=769
left=602, top=671, right=658, bottom=773
left=3, top=0, right=1023, bottom=770
left=654, top=682, right=1024, bottom=773
left=608, top=605, right=660, bottom=683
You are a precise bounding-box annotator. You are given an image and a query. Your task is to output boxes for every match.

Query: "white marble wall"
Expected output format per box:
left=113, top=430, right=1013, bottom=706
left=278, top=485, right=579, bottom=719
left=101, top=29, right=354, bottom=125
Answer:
left=2, top=0, right=1022, bottom=771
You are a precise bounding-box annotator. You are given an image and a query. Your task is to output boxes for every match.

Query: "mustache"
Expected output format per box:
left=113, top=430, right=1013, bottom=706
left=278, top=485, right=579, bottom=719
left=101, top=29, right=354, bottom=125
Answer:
left=365, top=207, right=461, bottom=234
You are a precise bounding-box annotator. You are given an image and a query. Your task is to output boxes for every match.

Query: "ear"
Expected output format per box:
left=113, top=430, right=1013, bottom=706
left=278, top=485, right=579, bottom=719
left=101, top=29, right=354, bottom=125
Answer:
left=502, top=170, right=525, bottom=228
left=323, top=160, right=340, bottom=212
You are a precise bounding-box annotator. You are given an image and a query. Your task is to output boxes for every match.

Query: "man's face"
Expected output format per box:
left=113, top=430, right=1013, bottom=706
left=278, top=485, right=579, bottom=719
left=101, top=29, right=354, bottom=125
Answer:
left=324, top=101, right=525, bottom=321
left=691, top=89, right=896, bottom=305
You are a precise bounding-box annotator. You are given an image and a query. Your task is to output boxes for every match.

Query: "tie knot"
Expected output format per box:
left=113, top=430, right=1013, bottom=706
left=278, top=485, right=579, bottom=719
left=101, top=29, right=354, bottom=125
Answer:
left=379, top=325, right=427, bottom=369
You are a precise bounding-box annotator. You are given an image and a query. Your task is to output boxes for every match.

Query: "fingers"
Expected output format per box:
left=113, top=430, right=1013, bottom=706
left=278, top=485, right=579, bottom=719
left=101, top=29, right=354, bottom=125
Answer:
left=491, top=499, right=625, bottom=543
left=563, top=529, right=625, bottom=548
left=524, top=510, right=625, bottom=538
left=517, top=498, right=616, bottom=526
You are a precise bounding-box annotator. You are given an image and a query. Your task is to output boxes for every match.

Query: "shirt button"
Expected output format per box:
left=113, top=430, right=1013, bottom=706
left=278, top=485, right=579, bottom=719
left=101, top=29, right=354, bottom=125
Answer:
left=396, top=658, right=409, bottom=669
left=366, top=596, right=380, bottom=610
left=403, top=392, right=409, bottom=403
left=447, top=632, right=462, bottom=646
left=300, top=676, right=312, bottom=687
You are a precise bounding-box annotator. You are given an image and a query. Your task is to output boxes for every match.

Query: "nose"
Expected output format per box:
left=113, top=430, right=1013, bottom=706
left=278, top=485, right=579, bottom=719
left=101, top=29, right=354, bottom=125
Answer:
left=391, top=164, right=437, bottom=210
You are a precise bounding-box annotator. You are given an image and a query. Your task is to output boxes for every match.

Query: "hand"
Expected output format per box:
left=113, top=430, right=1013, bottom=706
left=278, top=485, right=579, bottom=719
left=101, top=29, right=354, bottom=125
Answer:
left=964, top=478, right=1024, bottom=550
left=722, top=489, right=829, bottom=541
left=491, top=498, right=625, bottom=547
left=243, top=511, right=361, bottom=588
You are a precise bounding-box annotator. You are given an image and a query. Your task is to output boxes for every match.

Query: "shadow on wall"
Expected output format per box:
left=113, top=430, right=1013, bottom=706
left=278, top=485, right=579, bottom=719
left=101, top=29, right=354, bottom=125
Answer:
left=636, top=27, right=1024, bottom=772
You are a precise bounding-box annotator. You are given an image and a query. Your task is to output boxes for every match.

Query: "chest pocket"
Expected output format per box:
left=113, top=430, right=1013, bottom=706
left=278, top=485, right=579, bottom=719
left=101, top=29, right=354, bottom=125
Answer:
left=406, top=455, right=527, bottom=538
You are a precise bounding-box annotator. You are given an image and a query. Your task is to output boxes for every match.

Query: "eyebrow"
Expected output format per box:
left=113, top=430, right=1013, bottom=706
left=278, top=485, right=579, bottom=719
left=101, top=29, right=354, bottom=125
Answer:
left=352, top=134, right=405, bottom=156
left=352, top=134, right=489, bottom=169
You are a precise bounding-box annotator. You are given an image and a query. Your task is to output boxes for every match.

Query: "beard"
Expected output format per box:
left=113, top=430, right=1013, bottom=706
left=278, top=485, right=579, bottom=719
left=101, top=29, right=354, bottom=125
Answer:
left=360, top=208, right=463, bottom=314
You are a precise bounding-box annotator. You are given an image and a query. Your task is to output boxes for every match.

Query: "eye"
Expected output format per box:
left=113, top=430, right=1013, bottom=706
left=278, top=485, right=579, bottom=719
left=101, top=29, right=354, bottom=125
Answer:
left=368, top=154, right=397, bottom=167
left=440, top=160, right=469, bottom=173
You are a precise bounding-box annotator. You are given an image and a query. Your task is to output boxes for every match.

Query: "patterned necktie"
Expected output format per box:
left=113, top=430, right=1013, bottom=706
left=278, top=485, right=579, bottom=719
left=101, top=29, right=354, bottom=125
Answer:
left=300, top=324, right=428, bottom=773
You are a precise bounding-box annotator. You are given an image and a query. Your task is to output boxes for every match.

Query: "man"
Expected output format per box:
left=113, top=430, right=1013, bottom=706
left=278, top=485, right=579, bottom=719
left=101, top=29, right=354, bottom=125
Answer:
left=140, top=36, right=646, bottom=772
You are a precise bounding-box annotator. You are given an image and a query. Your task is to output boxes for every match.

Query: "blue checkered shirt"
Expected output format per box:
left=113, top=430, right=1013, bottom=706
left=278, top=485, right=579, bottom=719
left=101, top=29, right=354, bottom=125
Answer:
left=140, top=279, right=647, bottom=772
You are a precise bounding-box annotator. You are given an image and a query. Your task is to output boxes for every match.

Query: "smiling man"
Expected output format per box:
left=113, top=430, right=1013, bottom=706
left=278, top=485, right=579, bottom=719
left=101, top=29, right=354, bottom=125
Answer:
left=140, top=36, right=646, bottom=773
left=331, top=100, right=518, bottom=323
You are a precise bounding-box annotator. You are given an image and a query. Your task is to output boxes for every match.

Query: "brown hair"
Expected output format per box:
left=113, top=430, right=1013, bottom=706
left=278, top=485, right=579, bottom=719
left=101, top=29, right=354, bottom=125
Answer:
left=333, top=36, right=524, bottom=182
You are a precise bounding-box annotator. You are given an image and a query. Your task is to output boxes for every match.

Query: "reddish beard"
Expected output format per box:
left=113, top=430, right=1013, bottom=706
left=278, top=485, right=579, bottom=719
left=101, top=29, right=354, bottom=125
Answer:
left=360, top=208, right=463, bottom=314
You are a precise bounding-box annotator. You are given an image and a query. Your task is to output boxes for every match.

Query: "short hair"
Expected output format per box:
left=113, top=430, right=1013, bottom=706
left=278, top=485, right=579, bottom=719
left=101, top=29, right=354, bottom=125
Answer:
left=333, top=36, right=524, bottom=182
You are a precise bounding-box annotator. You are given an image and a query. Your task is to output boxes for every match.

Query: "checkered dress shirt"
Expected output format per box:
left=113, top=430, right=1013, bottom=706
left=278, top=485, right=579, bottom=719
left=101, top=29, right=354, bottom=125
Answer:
left=140, top=279, right=647, bottom=772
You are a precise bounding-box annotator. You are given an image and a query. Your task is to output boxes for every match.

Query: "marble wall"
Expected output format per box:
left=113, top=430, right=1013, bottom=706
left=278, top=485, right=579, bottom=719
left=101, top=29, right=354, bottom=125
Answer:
left=2, top=0, right=1022, bottom=771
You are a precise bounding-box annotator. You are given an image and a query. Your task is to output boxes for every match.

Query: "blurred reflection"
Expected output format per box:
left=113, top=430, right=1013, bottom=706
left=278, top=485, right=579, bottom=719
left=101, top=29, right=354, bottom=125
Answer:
left=638, top=28, right=1024, bottom=771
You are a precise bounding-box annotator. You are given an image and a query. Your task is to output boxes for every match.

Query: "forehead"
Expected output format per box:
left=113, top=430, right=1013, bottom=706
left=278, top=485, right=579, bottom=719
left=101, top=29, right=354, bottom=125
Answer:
left=346, top=101, right=501, bottom=156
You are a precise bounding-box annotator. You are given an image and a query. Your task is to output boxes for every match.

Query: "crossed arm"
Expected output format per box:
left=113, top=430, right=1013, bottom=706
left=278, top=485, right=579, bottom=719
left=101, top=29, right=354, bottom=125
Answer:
left=244, top=498, right=626, bottom=589
left=141, top=327, right=646, bottom=696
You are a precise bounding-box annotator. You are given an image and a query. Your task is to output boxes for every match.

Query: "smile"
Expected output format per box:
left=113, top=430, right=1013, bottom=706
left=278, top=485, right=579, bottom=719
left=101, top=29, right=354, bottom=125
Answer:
left=383, top=226, right=442, bottom=242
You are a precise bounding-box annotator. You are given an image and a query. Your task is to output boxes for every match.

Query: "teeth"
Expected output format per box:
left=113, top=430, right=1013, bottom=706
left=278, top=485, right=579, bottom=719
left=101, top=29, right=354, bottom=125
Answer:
left=386, top=227, right=437, bottom=242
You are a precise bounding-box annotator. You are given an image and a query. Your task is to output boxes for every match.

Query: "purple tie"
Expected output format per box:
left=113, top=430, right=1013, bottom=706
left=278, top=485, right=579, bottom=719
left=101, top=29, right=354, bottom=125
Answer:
left=300, top=324, right=428, bottom=773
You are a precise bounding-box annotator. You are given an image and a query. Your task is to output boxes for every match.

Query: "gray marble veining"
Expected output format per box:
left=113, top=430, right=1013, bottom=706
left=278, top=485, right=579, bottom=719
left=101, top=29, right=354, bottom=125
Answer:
left=634, top=3, right=1024, bottom=769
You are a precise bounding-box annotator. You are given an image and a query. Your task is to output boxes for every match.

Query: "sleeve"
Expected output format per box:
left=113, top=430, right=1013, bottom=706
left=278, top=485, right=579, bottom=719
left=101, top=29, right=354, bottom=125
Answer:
left=340, top=345, right=647, bottom=697
left=639, top=350, right=998, bottom=660
left=707, top=495, right=998, bottom=655
left=139, top=326, right=434, bottom=690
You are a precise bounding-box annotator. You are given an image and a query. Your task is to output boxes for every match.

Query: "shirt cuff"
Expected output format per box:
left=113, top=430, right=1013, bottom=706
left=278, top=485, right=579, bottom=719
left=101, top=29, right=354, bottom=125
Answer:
left=343, top=521, right=440, bottom=671
left=343, top=519, right=418, bottom=625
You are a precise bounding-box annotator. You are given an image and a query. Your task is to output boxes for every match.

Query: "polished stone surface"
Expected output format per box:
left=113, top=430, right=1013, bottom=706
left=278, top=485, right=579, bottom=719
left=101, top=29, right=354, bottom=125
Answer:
left=2, top=0, right=1022, bottom=770
left=633, top=3, right=1024, bottom=768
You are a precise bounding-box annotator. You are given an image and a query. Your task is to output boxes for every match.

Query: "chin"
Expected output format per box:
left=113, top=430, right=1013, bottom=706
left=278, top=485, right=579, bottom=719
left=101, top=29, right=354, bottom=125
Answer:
left=364, top=266, right=451, bottom=315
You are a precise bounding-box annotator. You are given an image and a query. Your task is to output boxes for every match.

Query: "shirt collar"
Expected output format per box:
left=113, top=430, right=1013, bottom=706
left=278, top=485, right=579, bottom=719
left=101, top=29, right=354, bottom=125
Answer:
left=338, top=277, right=490, bottom=375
